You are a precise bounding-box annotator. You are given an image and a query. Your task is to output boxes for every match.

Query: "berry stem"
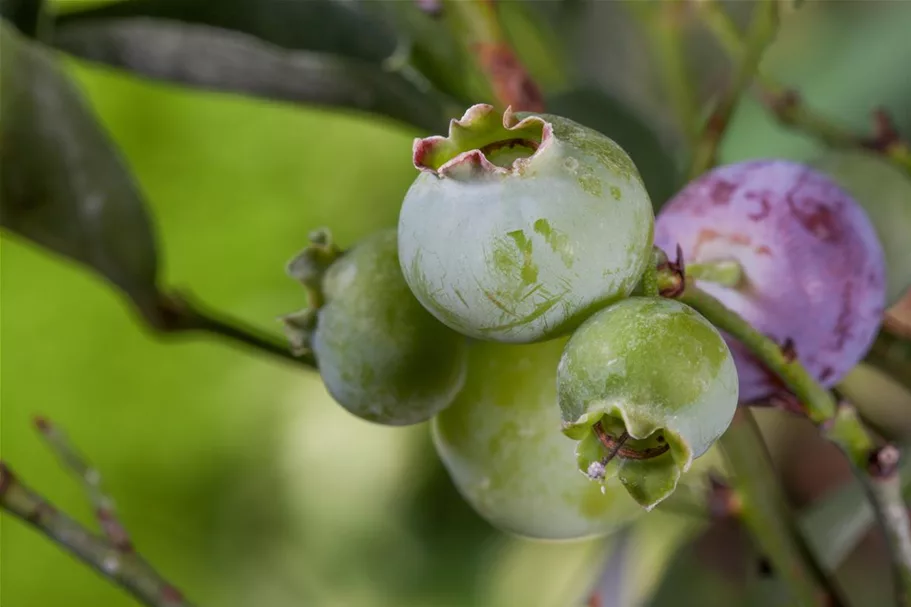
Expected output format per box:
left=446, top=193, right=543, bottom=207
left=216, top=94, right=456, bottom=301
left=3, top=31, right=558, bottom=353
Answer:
left=658, top=262, right=911, bottom=606
left=0, top=419, right=196, bottom=607
left=697, top=0, right=911, bottom=176
left=866, top=445, right=911, bottom=606
left=152, top=291, right=315, bottom=368
left=685, top=259, right=744, bottom=288
left=689, top=0, right=780, bottom=179
left=719, top=408, right=843, bottom=607
left=441, top=0, right=544, bottom=112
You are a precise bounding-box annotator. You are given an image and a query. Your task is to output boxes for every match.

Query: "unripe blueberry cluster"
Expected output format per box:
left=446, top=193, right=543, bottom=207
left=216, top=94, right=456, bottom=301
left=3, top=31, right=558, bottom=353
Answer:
left=283, top=106, right=887, bottom=537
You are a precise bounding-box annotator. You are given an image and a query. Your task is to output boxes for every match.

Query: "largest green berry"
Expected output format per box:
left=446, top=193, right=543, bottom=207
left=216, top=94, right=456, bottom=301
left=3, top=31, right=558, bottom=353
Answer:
left=558, top=298, right=738, bottom=510
left=399, top=104, right=654, bottom=343
left=433, top=338, right=641, bottom=540
left=283, top=229, right=468, bottom=426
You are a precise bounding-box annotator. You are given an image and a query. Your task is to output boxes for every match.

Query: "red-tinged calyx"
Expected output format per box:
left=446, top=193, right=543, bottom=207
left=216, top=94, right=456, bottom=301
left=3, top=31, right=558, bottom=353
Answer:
left=413, top=104, right=552, bottom=178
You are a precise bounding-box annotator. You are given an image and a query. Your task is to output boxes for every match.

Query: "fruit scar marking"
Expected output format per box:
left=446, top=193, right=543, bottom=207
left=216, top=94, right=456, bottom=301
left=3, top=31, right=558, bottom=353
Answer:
left=832, top=280, right=855, bottom=352
left=481, top=288, right=521, bottom=319
left=784, top=167, right=844, bottom=243
left=744, top=190, right=772, bottom=221
left=480, top=290, right=569, bottom=333
left=491, top=230, right=538, bottom=286
left=453, top=289, right=470, bottom=309
left=692, top=228, right=752, bottom=260
left=709, top=179, right=737, bottom=205
left=518, top=283, right=544, bottom=302
left=533, top=218, right=574, bottom=267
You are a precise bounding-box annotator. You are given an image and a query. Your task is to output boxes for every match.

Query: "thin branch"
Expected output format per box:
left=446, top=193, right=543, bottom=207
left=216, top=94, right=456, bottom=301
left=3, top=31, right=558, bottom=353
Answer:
left=866, top=445, right=911, bottom=606
left=34, top=417, right=132, bottom=551
left=657, top=257, right=911, bottom=606
left=626, top=0, right=701, bottom=144
left=0, top=419, right=196, bottom=607
left=689, top=0, right=779, bottom=178
left=697, top=0, right=911, bottom=176
left=686, top=259, right=744, bottom=288
left=441, top=0, right=544, bottom=111
left=150, top=291, right=317, bottom=368
left=719, top=408, right=842, bottom=607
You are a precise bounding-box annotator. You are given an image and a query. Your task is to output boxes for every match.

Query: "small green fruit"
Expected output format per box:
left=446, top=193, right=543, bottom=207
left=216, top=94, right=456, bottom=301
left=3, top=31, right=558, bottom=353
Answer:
left=284, top=229, right=468, bottom=426
left=399, top=104, right=654, bottom=344
left=433, top=338, right=642, bottom=540
left=558, top=297, right=738, bottom=510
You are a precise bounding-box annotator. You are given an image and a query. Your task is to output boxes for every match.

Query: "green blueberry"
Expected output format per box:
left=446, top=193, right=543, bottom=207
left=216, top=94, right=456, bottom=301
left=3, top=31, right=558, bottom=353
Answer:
left=558, top=297, right=738, bottom=510
left=433, top=338, right=642, bottom=540
left=399, top=104, right=654, bottom=344
left=284, top=229, right=468, bottom=426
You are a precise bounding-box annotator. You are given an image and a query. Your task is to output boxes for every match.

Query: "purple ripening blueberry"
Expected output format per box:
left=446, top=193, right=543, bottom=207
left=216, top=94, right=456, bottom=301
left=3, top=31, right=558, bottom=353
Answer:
left=655, top=160, right=886, bottom=402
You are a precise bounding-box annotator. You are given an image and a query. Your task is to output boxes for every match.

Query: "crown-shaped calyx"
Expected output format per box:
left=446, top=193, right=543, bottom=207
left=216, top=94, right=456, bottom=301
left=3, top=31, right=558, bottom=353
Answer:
left=413, top=104, right=552, bottom=178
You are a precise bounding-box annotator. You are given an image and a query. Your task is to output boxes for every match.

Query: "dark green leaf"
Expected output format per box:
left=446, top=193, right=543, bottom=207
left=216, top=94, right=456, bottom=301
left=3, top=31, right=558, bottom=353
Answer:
left=52, top=19, right=452, bottom=133
left=1, top=0, right=44, bottom=37
left=547, top=87, right=681, bottom=209
left=0, top=22, right=161, bottom=319
left=54, top=0, right=397, bottom=64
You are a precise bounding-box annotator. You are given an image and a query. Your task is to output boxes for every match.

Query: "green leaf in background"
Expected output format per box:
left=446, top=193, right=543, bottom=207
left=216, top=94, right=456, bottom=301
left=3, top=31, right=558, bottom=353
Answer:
left=52, top=18, right=452, bottom=133
left=0, top=21, right=161, bottom=321
left=721, top=2, right=911, bottom=165
left=546, top=87, right=681, bottom=208
left=0, top=0, right=44, bottom=37
left=864, top=330, right=911, bottom=396
left=54, top=0, right=397, bottom=64
left=811, top=150, right=911, bottom=307
left=840, top=362, right=911, bottom=443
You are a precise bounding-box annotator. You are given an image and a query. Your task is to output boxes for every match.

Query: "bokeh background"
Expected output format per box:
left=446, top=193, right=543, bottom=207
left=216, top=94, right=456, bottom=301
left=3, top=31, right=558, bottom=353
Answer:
left=2, top=1, right=910, bottom=606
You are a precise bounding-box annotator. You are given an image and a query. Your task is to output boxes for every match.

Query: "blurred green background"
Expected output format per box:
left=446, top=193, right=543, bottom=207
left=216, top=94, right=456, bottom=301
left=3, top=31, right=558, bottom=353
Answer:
left=2, top=1, right=910, bottom=606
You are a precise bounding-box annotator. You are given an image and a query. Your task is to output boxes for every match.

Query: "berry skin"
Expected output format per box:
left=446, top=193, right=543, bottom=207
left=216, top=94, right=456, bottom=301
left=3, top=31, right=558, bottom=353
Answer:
left=433, top=338, right=642, bottom=540
left=558, top=297, right=738, bottom=510
left=812, top=150, right=911, bottom=306
left=284, top=229, right=468, bottom=426
left=398, top=104, right=654, bottom=344
left=655, top=160, right=886, bottom=402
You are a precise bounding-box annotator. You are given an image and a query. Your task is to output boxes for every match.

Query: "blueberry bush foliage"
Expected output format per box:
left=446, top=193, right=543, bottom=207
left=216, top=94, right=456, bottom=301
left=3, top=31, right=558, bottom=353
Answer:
left=2, top=1, right=911, bottom=606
